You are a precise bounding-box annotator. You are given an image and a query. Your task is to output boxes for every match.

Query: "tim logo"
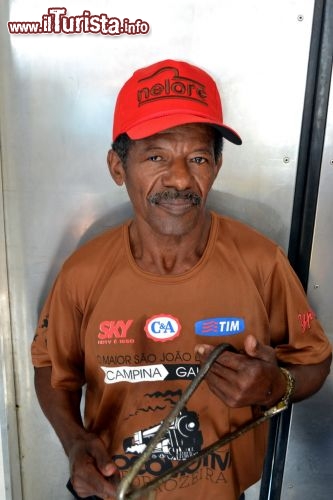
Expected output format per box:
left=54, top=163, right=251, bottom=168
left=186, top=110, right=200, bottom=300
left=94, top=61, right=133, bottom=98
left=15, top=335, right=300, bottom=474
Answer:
left=137, top=66, right=207, bottom=107
left=195, top=317, right=245, bottom=336
left=144, top=314, right=181, bottom=342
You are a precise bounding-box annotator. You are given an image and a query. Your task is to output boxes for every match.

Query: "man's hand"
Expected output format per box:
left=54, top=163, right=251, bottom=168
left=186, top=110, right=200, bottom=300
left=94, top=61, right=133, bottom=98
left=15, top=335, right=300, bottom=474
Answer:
left=34, top=366, right=119, bottom=500
left=69, top=433, right=119, bottom=499
left=195, top=335, right=286, bottom=408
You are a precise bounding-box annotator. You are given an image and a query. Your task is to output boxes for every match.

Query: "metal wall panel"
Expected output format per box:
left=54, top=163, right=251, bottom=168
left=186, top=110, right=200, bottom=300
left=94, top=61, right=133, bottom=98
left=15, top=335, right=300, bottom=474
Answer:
left=1, top=1, right=328, bottom=499
left=307, top=78, right=333, bottom=341
left=280, top=68, right=333, bottom=500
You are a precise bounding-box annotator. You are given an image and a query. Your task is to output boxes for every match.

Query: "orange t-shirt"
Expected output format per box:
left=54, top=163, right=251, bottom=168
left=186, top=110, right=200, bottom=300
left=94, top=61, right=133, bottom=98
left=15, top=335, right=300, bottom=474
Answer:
left=31, top=212, right=331, bottom=499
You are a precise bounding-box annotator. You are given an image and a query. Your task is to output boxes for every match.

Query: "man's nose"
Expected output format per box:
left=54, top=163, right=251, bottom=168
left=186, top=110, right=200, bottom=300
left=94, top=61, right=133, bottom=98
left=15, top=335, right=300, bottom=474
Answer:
left=162, top=159, right=193, bottom=191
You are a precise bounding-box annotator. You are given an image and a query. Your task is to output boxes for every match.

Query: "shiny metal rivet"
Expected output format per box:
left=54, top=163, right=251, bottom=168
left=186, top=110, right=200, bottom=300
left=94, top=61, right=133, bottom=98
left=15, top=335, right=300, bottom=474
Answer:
left=283, top=156, right=290, bottom=164
left=330, top=159, right=333, bottom=165
left=297, top=15, right=304, bottom=22
left=313, top=284, right=320, bottom=289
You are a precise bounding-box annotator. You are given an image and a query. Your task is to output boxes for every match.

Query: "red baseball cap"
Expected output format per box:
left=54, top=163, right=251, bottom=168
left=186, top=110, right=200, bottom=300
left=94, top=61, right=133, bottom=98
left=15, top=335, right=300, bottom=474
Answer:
left=112, top=59, right=242, bottom=145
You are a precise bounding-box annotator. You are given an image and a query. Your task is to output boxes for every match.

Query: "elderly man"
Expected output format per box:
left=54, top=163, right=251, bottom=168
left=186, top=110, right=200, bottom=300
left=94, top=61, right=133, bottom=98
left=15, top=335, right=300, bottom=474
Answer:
left=32, top=59, right=331, bottom=500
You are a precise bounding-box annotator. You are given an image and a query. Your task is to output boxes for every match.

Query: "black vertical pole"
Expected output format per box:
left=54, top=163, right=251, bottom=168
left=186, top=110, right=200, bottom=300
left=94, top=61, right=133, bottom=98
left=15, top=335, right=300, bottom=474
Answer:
left=259, top=0, right=333, bottom=498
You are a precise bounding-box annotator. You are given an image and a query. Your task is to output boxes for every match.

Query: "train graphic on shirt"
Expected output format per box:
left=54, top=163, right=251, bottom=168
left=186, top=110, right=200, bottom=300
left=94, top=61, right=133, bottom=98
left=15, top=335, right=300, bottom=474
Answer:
left=123, top=408, right=203, bottom=461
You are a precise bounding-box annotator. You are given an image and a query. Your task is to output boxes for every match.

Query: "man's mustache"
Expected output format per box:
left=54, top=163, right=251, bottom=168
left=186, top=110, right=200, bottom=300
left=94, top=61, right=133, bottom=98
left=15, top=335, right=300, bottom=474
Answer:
left=148, top=190, right=202, bottom=206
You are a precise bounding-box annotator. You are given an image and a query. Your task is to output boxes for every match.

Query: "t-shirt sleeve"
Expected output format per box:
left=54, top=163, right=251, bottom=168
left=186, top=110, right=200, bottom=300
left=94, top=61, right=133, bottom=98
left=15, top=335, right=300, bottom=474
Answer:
left=31, top=270, right=85, bottom=390
left=264, top=247, right=331, bottom=365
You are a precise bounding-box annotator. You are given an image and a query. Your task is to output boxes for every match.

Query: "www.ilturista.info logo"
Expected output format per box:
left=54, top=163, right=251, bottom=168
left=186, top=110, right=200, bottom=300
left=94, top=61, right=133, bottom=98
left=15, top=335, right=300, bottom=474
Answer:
left=7, top=8, right=150, bottom=36
left=137, top=66, right=208, bottom=107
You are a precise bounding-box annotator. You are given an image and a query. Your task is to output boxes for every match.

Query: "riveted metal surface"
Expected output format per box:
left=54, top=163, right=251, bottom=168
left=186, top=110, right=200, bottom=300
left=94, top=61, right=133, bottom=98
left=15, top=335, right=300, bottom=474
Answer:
left=2, top=1, right=331, bottom=499
left=280, top=63, right=333, bottom=500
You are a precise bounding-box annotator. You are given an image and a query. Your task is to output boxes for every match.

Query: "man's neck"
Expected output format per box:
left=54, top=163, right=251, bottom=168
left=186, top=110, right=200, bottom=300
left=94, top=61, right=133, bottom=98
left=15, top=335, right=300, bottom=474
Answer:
left=128, top=212, right=212, bottom=275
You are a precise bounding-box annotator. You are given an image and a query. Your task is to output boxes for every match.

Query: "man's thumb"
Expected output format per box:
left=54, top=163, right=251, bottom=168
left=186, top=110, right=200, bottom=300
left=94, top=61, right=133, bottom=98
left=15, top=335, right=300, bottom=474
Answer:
left=93, top=442, right=117, bottom=477
left=100, top=462, right=117, bottom=477
left=244, top=334, right=274, bottom=362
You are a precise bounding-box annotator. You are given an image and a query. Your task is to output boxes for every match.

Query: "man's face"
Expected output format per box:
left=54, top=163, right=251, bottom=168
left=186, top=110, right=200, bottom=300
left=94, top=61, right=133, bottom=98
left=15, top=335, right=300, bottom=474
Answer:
left=112, top=124, right=222, bottom=237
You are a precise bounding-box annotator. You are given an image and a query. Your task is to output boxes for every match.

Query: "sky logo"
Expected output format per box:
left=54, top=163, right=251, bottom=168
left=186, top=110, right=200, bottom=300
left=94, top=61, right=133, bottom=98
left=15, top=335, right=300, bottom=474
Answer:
left=195, top=317, right=245, bottom=336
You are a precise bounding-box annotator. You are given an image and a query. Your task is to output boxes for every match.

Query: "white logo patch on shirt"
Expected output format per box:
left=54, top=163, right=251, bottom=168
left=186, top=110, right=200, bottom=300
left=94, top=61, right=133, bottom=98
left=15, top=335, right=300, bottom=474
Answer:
left=144, top=314, right=181, bottom=342
left=101, top=364, right=169, bottom=384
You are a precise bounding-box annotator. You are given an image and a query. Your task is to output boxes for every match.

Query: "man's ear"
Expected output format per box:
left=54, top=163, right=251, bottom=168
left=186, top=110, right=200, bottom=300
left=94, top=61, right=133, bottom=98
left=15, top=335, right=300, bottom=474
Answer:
left=107, top=149, right=125, bottom=186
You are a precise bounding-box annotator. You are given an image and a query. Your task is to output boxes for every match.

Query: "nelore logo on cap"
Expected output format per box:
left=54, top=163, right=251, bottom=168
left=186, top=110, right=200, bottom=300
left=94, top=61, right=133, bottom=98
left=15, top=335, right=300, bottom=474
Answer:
left=137, top=66, right=207, bottom=107
left=144, top=314, right=181, bottom=342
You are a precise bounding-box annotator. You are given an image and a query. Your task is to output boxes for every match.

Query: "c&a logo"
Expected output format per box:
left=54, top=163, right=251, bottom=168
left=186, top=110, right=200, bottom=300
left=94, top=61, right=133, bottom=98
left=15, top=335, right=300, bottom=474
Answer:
left=137, top=66, right=207, bottom=107
left=144, top=314, right=181, bottom=342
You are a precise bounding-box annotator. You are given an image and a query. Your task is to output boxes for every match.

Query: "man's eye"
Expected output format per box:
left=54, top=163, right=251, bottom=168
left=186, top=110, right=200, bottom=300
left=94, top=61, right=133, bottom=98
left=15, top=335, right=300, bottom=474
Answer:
left=191, top=157, right=206, bottom=164
left=148, top=155, right=162, bottom=162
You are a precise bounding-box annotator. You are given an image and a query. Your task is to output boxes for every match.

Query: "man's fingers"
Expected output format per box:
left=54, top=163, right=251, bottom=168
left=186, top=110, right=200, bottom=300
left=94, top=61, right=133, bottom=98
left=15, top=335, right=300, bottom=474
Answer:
left=195, top=343, right=242, bottom=370
left=195, top=343, right=213, bottom=358
left=244, top=334, right=276, bottom=363
left=97, top=458, right=118, bottom=477
left=72, top=464, right=117, bottom=499
left=195, top=338, right=281, bottom=407
left=75, top=479, right=116, bottom=499
left=103, top=463, right=117, bottom=475
left=83, top=435, right=116, bottom=477
left=69, top=435, right=119, bottom=498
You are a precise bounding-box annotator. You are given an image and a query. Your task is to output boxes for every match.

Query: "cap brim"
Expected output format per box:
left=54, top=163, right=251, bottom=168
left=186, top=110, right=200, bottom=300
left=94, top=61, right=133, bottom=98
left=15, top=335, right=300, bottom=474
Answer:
left=126, top=114, right=242, bottom=145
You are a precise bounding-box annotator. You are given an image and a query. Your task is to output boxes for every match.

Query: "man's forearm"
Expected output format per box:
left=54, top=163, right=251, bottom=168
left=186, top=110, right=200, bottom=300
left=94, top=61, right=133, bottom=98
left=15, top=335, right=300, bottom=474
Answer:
left=286, top=354, right=332, bottom=403
left=34, top=366, right=88, bottom=455
left=34, top=366, right=119, bottom=498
